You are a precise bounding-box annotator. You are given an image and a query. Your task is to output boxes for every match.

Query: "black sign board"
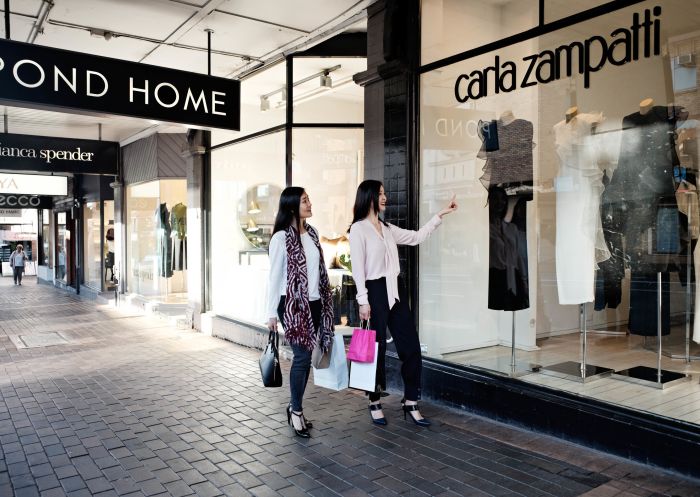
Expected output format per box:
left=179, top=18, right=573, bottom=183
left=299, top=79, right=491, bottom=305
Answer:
left=0, top=38, right=240, bottom=130
left=0, top=133, right=118, bottom=175
left=0, top=194, right=52, bottom=209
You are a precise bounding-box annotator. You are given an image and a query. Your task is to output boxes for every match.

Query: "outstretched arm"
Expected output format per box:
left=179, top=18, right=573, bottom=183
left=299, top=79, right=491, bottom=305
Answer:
left=390, top=194, right=458, bottom=246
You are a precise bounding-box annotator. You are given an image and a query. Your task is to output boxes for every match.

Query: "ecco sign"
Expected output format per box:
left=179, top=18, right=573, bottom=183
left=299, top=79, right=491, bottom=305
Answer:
left=0, top=133, right=118, bottom=174
left=0, top=39, right=240, bottom=130
left=0, top=194, right=51, bottom=209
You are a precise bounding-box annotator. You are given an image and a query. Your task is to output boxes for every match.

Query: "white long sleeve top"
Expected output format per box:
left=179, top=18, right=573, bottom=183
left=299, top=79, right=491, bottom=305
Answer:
left=349, top=215, right=442, bottom=309
left=266, top=230, right=321, bottom=319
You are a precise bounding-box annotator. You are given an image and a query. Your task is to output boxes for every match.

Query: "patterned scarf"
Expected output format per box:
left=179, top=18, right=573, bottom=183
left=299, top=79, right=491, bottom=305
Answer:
left=283, top=223, right=335, bottom=352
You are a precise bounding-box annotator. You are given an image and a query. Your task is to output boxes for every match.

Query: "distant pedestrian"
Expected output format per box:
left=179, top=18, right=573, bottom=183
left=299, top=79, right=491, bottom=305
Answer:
left=9, top=244, right=27, bottom=286
left=266, top=186, right=335, bottom=438
left=349, top=180, right=457, bottom=426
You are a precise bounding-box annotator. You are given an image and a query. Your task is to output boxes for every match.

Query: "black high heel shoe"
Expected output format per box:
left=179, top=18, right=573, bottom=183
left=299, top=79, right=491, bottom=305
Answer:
left=368, top=403, right=387, bottom=426
left=287, top=403, right=312, bottom=429
left=286, top=406, right=310, bottom=438
left=403, top=404, right=431, bottom=427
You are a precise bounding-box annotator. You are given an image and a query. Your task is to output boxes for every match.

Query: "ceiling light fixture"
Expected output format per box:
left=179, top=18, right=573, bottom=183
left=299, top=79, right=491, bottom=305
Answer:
left=260, top=65, right=341, bottom=111
left=88, top=28, right=113, bottom=41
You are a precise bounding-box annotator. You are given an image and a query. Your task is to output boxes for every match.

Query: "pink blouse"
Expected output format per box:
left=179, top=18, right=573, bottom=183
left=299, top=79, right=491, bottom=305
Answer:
left=349, top=215, right=442, bottom=309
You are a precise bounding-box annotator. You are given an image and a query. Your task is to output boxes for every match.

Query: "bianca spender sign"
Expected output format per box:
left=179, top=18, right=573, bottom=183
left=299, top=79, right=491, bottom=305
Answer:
left=0, top=38, right=240, bottom=130
left=0, top=133, right=118, bottom=175
left=454, top=6, right=662, bottom=102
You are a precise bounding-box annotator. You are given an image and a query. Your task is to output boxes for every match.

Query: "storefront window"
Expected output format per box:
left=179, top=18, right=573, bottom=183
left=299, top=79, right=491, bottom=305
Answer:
left=42, top=209, right=50, bottom=266
left=419, top=0, right=700, bottom=425
left=293, top=128, right=364, bottom=327
left=126, top=180, right=188, bottom=301
left=211, top=132, right=285, bottom=324
left=56, top=212, right=68, bottom=282
left=211, top=61, right=286, bottom=146
left=543, top=0, right=611, bottom=23
left=421, top=0, right=539, bottom=66
left=293, top=57, right=366, bottom=124
left=83, top=202, right=102, bottom=290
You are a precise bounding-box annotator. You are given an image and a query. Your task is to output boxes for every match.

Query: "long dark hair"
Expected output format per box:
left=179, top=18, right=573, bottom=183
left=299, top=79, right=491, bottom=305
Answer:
left=273, top=186, right=305, bottom=235
left=349, top=179, right=388, bottom=230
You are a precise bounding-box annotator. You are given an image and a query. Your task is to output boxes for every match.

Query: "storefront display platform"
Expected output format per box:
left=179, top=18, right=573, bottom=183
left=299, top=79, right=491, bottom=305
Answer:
left=541, top=361, right=614, bottom=383
left=442, top=328, right=700, bottom=424
left=614, top=365, right=692, bottom=389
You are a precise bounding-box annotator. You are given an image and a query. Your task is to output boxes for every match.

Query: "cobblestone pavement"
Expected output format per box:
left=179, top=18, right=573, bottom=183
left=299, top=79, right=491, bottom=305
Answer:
left=0, top=278, right=698, bottom=497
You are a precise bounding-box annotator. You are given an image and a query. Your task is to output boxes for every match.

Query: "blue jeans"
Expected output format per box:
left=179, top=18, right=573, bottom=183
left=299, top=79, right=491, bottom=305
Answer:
left=277, top=297, right=322, bottom=412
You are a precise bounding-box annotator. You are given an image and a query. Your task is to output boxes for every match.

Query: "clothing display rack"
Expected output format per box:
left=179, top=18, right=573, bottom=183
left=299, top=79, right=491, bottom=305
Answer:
left=470, top=311, right=541, bottom=378
left=615, top=272, right=691, bottom=389
left=541, top=303, right=615, bottom=383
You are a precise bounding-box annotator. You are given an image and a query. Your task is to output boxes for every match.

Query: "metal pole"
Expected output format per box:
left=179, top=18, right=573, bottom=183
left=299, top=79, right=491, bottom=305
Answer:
left=511, top=311, right=516, bottom=369
left=205, top=29, right=213, bottom=76
left=658, top=271, right=663, bottom=383
left=4, top=0, right=10, bottom=40
left=580, top=303, right=587, bottom=378
left=686, top=195, right=692, bottom=363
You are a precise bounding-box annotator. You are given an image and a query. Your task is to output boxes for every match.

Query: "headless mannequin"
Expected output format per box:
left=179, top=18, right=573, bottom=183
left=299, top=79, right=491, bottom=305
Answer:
left=565, top=106, right=579, bottom=123
left=640, top=98, right=654, bottom=115
left=500, top=110, right=516, bottom=125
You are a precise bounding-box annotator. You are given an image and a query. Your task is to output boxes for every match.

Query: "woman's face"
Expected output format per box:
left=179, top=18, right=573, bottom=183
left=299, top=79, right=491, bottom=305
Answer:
left=299, top=192, right=312, bottom=219
left=377, top=186, right=387, bottom=213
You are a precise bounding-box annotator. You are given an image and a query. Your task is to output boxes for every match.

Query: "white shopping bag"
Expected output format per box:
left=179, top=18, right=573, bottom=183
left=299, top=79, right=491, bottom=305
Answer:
left=313, top=334, right=348, bottom=391
left=349, top=342, right=379, bottom=391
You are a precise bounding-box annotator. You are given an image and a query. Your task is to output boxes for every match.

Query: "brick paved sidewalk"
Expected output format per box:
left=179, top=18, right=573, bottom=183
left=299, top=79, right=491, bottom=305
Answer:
left=0, top=278, right=698, bottom=497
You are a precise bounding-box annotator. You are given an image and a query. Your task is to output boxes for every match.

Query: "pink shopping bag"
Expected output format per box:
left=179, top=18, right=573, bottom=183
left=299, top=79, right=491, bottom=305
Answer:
left=347, top=322, right=376, bottom=363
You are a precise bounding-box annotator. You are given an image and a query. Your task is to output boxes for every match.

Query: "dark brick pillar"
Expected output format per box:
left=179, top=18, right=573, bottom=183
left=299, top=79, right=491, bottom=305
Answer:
left=354, top=0, right=420, bottom=284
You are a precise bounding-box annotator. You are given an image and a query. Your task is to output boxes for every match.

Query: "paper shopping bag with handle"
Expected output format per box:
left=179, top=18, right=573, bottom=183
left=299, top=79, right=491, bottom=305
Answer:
left=346, top=321, right=376, bottom=363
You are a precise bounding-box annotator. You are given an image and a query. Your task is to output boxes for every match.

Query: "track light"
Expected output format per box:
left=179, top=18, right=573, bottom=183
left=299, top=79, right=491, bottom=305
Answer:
left=259, top=64, right=341, bottom=112
left=319, top=73, right=333, bottom=88
left=89, top=28, right=113, bottom=41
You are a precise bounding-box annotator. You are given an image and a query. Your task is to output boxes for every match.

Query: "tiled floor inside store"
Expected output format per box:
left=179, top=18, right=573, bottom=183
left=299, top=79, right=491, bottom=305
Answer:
left=445, top=326, right=700, bottom=424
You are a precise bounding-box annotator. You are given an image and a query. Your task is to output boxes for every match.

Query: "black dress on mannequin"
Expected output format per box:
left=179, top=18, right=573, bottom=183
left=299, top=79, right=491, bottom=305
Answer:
left=608, top=105, right=687, bottom=336
left=488, top=187, right=530, bottom=310
left=478, top=116, right=534, bottom=311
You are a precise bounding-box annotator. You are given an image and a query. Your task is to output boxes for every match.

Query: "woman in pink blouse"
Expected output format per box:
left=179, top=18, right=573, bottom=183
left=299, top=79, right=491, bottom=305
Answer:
left=349, top=180, right=457, bottom=426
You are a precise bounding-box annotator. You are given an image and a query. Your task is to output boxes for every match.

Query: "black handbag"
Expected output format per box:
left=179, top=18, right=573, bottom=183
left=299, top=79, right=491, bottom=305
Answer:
left=259, top=330, right=282, bottom=387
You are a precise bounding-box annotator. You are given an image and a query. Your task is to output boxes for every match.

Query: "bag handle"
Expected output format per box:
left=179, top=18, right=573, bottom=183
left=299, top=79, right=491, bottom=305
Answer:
left=360, top=319, right=371, bottom=330
left=268, top=329, right=279, bottom=350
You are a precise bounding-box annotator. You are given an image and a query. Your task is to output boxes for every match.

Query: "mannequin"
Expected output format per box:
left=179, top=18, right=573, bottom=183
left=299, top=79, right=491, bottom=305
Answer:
left=478, top=111, right=535, bottom=311
left=565, top=106, right=578, bottom=123
left=608, top=101, right=688, bottom=335
left=554, top=109, right=610, bottom=304
left=500, top=110, right=516, bottom=125
left=639, top=98, right=654, bottom=115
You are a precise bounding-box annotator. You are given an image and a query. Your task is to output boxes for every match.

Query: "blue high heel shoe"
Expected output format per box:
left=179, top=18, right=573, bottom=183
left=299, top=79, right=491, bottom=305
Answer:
left=402, top=404, right=431, bottom=427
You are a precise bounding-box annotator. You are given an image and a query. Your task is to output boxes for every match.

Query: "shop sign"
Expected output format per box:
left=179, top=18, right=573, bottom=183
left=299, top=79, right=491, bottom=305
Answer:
left=0, top=133, right=118, bottom=174
left=0, top=208, right=21, bottom=217
left=0, top=38, right=240, bottom=130
left=0, top=173, right=67, bottom=196
left=0, top=194, right=52, bottom=208
left=455, top=6, right=662, bottom=102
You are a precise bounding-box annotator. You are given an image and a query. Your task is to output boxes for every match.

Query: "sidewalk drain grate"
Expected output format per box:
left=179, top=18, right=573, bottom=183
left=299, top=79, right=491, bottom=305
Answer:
left=16, top=332, right=69, bottom=348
